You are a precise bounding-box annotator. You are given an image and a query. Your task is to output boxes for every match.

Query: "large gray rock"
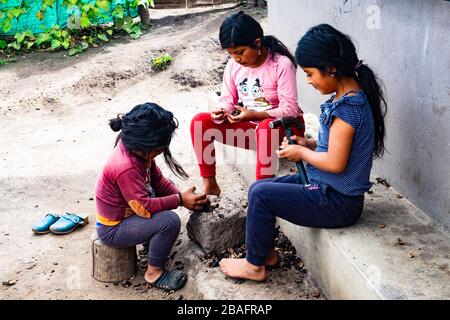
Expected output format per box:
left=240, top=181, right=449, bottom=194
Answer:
left=186, top=196, right=247, bottom=254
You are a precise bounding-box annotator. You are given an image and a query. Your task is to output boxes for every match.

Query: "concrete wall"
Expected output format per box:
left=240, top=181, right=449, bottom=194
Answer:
left=267, top=0, right=450, bottom=229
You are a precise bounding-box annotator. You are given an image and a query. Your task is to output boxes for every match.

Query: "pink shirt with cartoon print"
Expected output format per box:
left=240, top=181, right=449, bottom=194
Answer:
left=218, top=52, right=302, bottom=120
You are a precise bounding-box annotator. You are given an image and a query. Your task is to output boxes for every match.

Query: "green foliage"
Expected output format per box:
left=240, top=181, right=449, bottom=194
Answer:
left=97, top=33, right=108, bottom=42
left=0, top=0, right=153, bottom=56
left=68, top=41, right=88, bottom=56
left=151, top=53, right=173, bottom=71
left=0, top=57, right=15, bottom=66
left=119, top=16, right=142, bottom=39
left=2, top=26, right=71, bottom=52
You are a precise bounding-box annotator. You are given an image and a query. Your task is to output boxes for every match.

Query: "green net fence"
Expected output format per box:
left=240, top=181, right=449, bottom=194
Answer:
left=0, top=0, right=139, bottom=36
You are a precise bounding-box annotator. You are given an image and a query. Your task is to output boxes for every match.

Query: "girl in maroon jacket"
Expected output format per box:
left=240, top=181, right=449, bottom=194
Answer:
left=95, top=102, right=207, bottom=291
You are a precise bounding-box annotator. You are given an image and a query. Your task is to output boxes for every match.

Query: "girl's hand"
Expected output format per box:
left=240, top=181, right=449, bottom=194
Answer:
left=211, top=107, right=227, bottom=121
left=282, top=135, right=309, bottom=148
left=228, top=106, right=253, bottom=124
left=276, top=144, right=304, bottom=162
left=181, top=186, right=208, bottom=211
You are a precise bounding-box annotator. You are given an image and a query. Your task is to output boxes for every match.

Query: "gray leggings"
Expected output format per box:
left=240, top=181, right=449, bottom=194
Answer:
left=96, top=211, right=181, bottom=267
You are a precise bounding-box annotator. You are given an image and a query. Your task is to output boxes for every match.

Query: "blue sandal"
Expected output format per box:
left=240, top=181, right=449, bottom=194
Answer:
left=49, top=212, right=89, bottom=235
left=150, top=270, right=187, bottom=291
left=32, top=213, right=60, bottom=234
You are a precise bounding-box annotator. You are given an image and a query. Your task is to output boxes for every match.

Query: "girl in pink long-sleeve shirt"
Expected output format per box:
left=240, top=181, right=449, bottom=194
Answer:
left=96, top=103, right=207, bottom=291
left=190, top=11, right=304, bottom=195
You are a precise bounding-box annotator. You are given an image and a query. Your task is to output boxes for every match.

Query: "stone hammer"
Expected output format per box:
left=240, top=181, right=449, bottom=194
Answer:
left=269, top=117, right=309, bottom=185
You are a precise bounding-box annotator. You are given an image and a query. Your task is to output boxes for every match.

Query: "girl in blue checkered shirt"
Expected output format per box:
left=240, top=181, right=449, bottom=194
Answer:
left=219, top=24, right=387, bottom=281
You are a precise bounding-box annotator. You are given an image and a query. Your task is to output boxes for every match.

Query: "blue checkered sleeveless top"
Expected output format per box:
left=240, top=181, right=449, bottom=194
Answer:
left=307, top=90, right=375, bottom=196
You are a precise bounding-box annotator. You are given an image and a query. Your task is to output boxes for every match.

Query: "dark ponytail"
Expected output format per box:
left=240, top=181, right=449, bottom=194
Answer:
left=295, top=24, right=387, bottom=158
left=355, top=63, right=387, bottom=158
left=109, top=114, right=123, bottom=132
left=108, top=102, right=189, bottom=179
left=262, top=35, right=296, bottom=68
left=219, top=11, right=296, bottom=67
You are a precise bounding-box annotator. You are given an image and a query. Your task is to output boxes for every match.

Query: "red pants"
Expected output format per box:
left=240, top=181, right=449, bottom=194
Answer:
left=190, top=112, right=305, bottom=180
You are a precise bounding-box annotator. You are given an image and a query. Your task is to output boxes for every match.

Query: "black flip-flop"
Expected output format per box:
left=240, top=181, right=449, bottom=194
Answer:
left=150, top=269, right=187, bottom=291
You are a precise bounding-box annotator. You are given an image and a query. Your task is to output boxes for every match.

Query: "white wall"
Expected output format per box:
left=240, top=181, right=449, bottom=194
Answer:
left=268, top=0, right=450, bottom=229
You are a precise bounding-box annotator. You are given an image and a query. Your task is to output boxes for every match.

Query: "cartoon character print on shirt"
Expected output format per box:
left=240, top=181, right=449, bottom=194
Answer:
left=239, top=78, right=250, bottom=97
left=237, top=77, right=271, bottom=112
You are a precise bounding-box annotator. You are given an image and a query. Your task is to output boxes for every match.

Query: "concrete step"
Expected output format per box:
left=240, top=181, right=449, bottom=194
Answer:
left=205, top=90, right=450, bottom=299
left=218, top=143, right=450, bottom=299
left=278, top=170, right=450, bottom=299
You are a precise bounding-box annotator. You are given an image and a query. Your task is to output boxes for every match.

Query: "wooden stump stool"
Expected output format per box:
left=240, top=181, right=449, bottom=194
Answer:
left=91, top=233, right=136, bottom=283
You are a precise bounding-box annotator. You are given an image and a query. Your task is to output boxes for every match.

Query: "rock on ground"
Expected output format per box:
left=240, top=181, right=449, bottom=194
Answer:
left=186, top=196, right=247, bottom=254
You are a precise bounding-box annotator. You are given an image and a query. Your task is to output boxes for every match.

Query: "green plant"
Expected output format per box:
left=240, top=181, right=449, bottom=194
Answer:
left=0, top=0, right=155, bottom=55
left=1, top=26, right=72, bottom=51
left=0, top=57, right=16, bottom=66
left=68, top=41, right=88, bottom=56
left=151, top=53, right=173, bottom=71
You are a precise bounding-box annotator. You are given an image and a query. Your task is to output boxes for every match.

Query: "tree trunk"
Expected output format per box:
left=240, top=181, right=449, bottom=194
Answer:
left=249, top=0, right=266, bottom=7
left=139, top=4, right=151, bottom=26
left=256, top=0, right=266, bottom=7
left=91, top=233, right=136, bottom=283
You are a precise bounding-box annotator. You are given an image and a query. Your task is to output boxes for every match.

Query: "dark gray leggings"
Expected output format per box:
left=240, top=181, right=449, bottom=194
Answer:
left=96, top=211, right=181, bottom=267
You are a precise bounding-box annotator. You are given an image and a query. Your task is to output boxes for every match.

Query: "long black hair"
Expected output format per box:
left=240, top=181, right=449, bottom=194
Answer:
left=219, top=11, right=296, bottom=67
left=109, top=102, right=188, bottom=179
left=295, top=24, right=387, bottom=158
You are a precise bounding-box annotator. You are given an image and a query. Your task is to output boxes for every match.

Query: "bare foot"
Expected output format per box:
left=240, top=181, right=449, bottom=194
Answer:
left=144, top=265, right=163, bottom=283
left=202, top=177, right=221, bottom=195
left=265, top=249, right=279, bottom=267
left=219, top=258, right=267, bottom=281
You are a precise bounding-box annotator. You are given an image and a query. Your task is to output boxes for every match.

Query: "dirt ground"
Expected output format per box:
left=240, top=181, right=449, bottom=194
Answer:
left=0, top=4, right=323, bottom=300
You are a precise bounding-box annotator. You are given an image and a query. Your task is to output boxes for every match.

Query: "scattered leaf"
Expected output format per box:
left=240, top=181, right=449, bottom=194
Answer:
left=14, top=32, right=25, bottom=44
left=376, top=177, right=390, bottom=188
left=112, top=5, right=124, bottom=19
left=35, top=33, right=50, bottom=46
left=97, top=33, right=109, bottom=42
left=26, top=40, right=35, bottom=49
left=378, top=224, right=385, bottom=229
left=68, top=48, right=78, bottom=56
left=8, top=41, right=21, bottom=50
left=130, top=32, right=140, bottom=39
left=51, top=39, right=61, bottom=50
left=2, top=280, right=16, bottom=286
left=62, top=39, right=70, bottom=50
left=24, top=30, right=34, bottom=39
left=80, top=15, right=91, bottom=29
